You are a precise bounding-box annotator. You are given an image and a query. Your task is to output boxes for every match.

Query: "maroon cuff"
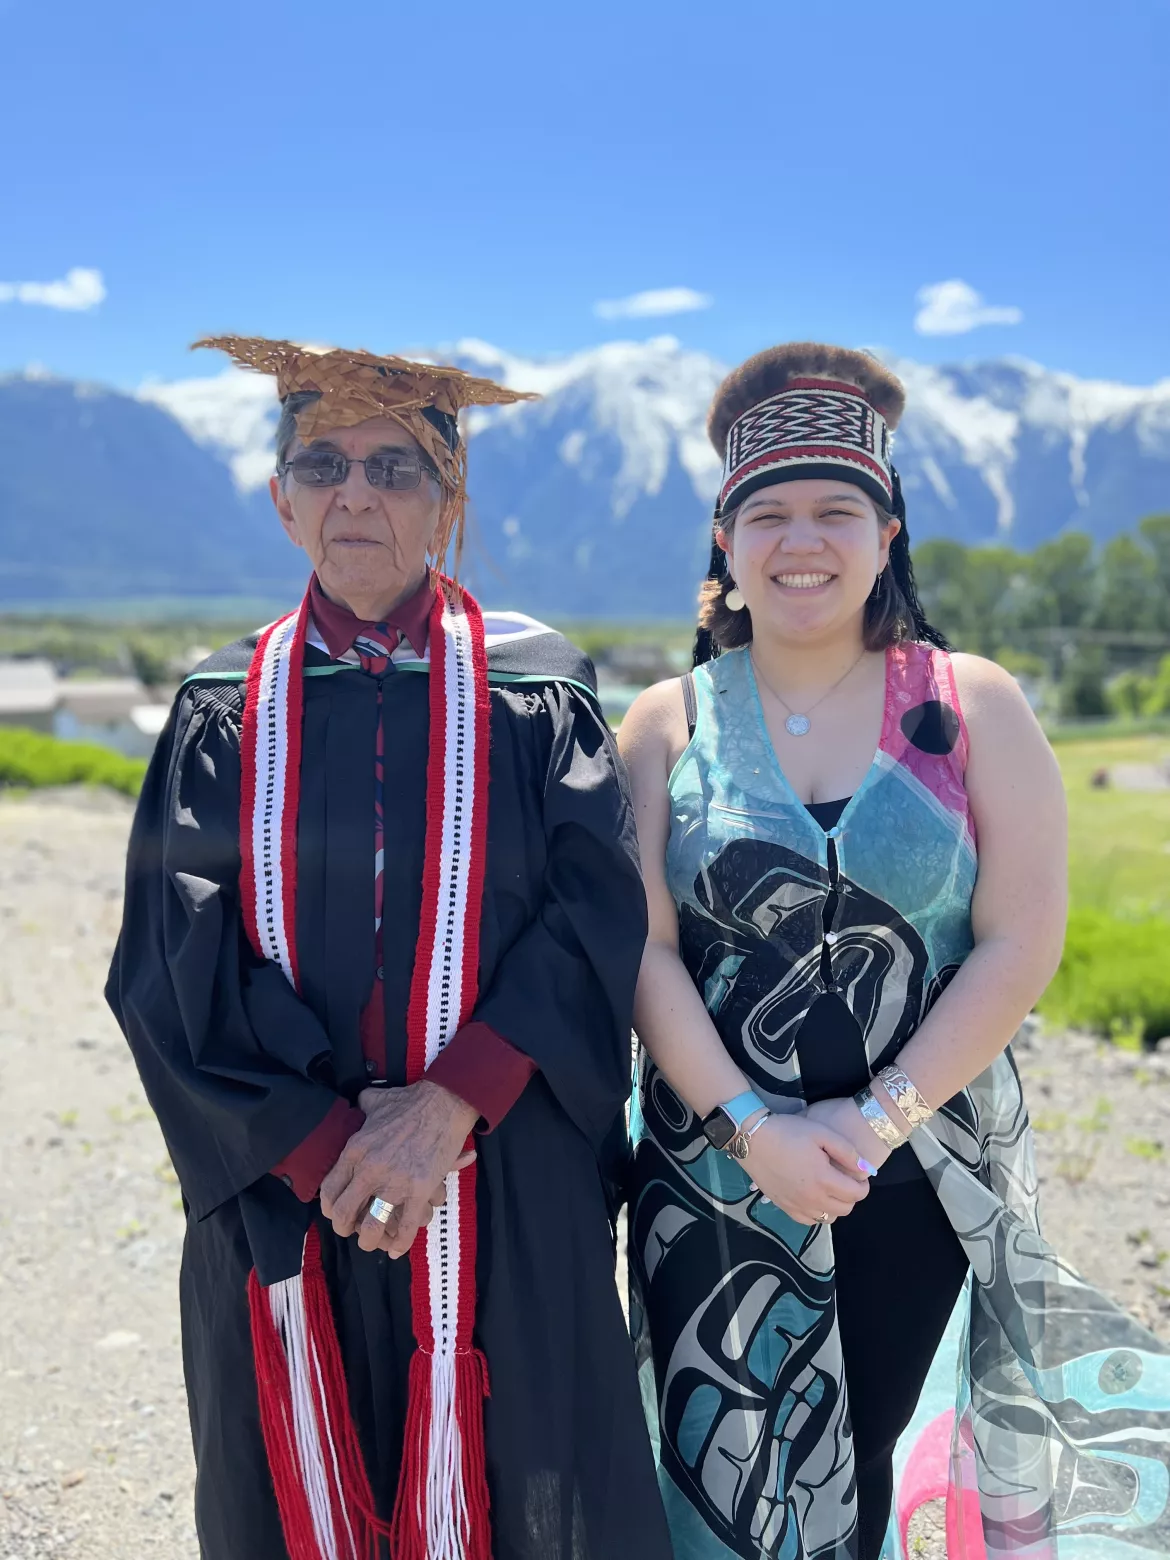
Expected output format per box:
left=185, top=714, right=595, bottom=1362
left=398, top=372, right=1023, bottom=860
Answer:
left=423, top=1022, right=537, bottom=1133
left=271, top=1098, right=366, bottom=1202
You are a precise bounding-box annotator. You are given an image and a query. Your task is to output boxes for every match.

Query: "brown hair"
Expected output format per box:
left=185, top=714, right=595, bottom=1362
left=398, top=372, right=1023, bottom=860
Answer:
left=274, top=389, right=322, bottom=474
left=707, top=342, right=906, bottom=455
left=698, top=498, right=914, bottom=653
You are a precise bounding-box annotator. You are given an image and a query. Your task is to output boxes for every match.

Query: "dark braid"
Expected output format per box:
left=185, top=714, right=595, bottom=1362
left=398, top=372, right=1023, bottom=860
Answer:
left=692, top=535, right=727, bottom=667
left=887, top=469, right=950, bottom=650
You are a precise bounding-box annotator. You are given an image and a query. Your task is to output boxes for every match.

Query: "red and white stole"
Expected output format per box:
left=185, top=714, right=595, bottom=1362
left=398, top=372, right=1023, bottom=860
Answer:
left=240, top=579, right=493, bottom=1560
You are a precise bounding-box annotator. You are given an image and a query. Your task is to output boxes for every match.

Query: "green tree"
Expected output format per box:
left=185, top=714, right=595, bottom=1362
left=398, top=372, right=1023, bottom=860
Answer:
left=126, top=639, right=171, bottom=690
left=1058, top=646, right=1110, bottom=719
left=1138, top=514, right=1170, bottom=630
left=1021, top=531, right=1095, bottom=629
left=1107, top=669, right=1153, bottom=717
left=913, top=539, right=1024, bottom=657
left=1090, top=534, right=1162, bottom=632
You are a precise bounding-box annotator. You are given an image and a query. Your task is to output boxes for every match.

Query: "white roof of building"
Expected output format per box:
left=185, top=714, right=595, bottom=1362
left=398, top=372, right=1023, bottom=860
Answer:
left=0, top=658, right=58, bottom=716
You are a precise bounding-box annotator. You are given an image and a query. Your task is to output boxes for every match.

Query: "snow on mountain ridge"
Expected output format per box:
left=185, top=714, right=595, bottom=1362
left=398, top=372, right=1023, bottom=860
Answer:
left=451, top=335, right=725, bottom=515
left=133, top=340, right=1170, bottom=556
left=139, top=367, right=280, bottom=490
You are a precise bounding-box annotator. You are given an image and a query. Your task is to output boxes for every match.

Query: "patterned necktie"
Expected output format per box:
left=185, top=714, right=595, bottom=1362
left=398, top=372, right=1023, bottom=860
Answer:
left=353, top=623, right=398, bottom=677
left=353, top=622, right=399, bottom=1081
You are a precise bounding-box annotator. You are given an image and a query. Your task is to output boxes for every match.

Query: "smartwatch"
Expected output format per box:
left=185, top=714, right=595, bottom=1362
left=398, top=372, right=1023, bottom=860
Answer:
left=701, top=1090, right=768, bottom=1159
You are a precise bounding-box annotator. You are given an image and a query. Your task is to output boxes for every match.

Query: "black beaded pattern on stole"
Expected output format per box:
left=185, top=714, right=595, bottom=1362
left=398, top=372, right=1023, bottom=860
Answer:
left=259, top=619, right=294, bottom=977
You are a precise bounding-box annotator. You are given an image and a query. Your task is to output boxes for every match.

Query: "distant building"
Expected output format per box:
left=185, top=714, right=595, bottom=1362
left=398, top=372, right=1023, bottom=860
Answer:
left=0, top=658, right=171, bottom=757
left=0, top=659, right=57, bottom=733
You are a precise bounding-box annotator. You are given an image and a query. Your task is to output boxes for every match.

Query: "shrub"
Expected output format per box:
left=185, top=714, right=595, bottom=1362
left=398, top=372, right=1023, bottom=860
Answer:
left=0, top=726, right=146, bottom=798
left=1057, top=647, right=1110, bottom=719
left=1038, top=907, right=1170, bottom=1045
left=1143, top=653, right=1170, bottom=716
left=1107, top=669, right=1153, bottom=718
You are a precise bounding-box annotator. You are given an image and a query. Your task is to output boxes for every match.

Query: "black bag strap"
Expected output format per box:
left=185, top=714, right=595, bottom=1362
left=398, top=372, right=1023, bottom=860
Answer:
left=681, top=672, right=697, bottom=741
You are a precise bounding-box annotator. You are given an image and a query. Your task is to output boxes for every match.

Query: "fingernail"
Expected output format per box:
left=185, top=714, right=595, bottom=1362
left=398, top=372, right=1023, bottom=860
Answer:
left=858, top=1158, right=878, bottom=1177
left=749, top=1182, right=758, bottom=1191
left=761, top=1197, right=772, bottom=1205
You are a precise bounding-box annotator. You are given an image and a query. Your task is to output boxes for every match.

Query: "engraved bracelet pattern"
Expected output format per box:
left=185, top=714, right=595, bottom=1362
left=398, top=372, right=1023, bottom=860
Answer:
left=854, top=1085, right=907, bottom=1148
left=876, top=1064, right=934, bottom=1130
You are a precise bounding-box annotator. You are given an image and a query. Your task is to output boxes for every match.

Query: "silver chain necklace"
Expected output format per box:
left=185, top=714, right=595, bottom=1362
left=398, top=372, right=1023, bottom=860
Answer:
left=751, top=647, right=869, bottom=737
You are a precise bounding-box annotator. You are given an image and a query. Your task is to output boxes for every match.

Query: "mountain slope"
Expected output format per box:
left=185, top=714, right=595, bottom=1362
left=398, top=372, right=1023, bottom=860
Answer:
left=0, top=374, right=302, bottom=601
left=2, top=342, right=1169, bottom=614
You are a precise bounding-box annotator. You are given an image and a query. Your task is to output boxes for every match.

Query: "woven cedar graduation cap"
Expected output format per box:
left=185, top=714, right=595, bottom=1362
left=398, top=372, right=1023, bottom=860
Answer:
left=708, top=342, right=906, bottom=517
left=194, top=335, right=538, bottom=571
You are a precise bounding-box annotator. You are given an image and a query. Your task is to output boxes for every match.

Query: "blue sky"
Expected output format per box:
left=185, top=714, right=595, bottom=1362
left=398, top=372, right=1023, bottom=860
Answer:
left=1, top=0, right=1167, bottom=390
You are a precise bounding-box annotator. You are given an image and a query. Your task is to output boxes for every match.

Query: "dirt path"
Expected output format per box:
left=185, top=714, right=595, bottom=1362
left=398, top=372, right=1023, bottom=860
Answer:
left=0, top=792, right=196, bottom=1559
left=1, top=790, right=1167, bottom=1558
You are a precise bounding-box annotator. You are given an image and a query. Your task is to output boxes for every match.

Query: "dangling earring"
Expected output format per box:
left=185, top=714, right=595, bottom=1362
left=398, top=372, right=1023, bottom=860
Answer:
left=725, top=583, right=746, bottom=611
left=869, top=570, right=887, bottom=600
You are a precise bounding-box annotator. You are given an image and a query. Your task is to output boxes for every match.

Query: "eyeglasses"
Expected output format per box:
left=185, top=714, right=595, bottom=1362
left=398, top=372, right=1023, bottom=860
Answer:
left=279, top=449, right=440, bottom=491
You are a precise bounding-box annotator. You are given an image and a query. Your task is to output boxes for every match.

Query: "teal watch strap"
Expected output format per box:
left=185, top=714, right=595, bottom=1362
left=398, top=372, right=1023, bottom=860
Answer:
left=721, top=1090, right=767, bottom=1130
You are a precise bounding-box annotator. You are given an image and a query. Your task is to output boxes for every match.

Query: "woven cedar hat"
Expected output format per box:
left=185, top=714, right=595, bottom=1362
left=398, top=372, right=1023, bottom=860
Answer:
left=708, top=343, right=906, bottom=516
left=193, top=335, right=537, bottom=571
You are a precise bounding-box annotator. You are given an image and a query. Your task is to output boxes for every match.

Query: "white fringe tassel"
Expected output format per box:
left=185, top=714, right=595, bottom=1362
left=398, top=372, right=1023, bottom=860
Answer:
left=267, top=1275, right=359, bottom=1560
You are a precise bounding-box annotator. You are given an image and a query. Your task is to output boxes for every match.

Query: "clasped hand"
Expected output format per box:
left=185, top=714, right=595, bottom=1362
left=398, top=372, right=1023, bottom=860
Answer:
left=745, top=1108, right=875, bottom=1226
left=320, top=1081, right=478, bottom=1259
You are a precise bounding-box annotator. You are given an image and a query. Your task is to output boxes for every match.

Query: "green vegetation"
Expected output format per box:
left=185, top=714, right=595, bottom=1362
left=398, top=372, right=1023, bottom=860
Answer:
left=0, top=610, right=264, bottom=681
left=1057, top=734, right=1170, bottom=919
left=1032, top=733, right=1170, bottom=1044
left=0, top=727, right=147, bottom=797
left=915, top=513, right=1170, bottom=721
left=1039, top=909, right=1170, bottom=1045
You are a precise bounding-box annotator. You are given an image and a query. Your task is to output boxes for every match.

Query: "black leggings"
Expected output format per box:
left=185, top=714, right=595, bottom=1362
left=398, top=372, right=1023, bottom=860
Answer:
left=832, top=1167, right=969, bottom=1560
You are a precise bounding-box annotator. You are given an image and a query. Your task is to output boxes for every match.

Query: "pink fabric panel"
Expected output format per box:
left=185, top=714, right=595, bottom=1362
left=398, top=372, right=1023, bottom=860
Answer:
left=881, top=643, right=974, bottom=841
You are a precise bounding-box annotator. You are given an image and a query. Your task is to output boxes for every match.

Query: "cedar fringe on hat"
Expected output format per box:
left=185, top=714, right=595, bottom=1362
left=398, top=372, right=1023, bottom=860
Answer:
left=194, top=335, right=538, bottom=577
left=707, top=342, right=906, bottom=455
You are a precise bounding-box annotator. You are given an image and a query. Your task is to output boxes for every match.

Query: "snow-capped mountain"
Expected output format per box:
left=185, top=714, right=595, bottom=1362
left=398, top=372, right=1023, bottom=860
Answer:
left=3, top=340, right=1169, bottom=613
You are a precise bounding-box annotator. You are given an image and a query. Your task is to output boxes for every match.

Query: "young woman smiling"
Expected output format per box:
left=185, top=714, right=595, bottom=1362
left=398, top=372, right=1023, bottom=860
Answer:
left=619, top=345, right=1170, bottom=1560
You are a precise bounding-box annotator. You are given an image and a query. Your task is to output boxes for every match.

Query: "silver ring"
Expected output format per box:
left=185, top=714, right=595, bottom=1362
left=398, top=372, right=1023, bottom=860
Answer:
left=368, top=1196, right=395, bottom=1226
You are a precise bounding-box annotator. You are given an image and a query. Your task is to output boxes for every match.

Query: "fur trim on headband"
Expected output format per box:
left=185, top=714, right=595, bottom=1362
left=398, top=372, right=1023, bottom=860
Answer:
left=708, top=343, right=906, bottom=453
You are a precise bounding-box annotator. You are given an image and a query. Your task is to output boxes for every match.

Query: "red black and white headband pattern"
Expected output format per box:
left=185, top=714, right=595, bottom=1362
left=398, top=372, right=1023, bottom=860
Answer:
left=718, top=376, right=894, bottom=516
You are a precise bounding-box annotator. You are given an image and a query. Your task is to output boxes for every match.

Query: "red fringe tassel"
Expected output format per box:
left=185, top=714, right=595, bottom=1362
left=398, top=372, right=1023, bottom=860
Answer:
left=458, top=1348, right=493, bottom=1559
left=389, top=1349, right=433, bottom=1560
left=248, top=1266, right=322, bottom=1560
left=249, top=1229, right=393, bottom=1560
left=389, top=1347, right=493, bottom=1560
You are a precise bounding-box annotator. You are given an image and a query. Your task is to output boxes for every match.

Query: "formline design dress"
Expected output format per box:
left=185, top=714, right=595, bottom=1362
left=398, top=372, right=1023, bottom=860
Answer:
left=628, top=641, right=1170, bottom=1560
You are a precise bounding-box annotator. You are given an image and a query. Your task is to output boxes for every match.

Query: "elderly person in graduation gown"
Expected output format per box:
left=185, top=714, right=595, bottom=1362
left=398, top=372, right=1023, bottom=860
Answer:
left=106, top=336, right=673, bottom=1560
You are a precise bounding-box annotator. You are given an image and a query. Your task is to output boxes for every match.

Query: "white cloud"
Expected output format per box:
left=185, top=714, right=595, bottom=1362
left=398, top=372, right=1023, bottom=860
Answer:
left=593, top=286, right=712, bottom=321
left=0, top=267, right=106, bottom=311
left=914, top=279, right=1022, bottom=336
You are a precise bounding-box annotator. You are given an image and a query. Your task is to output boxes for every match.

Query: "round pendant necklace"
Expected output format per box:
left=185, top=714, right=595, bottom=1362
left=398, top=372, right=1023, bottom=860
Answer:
left=751, top=648, right=868, bottom=738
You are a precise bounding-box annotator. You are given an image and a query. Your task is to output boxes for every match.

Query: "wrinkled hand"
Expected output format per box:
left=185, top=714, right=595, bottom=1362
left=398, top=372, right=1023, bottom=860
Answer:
left=362, top=1148, right=477, bottom=1258
left=320, top=1082, right=479, bottom=1259
left=805, top=1096, right=892, bottom=1178
left=744, top=1113, right=871, bottom=1226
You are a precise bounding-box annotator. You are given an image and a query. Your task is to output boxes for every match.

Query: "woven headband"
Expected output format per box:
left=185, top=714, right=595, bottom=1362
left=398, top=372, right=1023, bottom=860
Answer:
left=718, top=376, right=894, bottom=516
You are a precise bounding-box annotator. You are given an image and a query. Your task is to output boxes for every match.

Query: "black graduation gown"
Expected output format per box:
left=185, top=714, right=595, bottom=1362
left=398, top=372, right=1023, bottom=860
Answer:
left=105, top=624, right=672, bottom=1560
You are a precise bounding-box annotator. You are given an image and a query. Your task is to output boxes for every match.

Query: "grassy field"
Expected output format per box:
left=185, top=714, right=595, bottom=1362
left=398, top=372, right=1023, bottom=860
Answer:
left=1056, top=733, right=1170, bottom=920
left=1040, top=733, right=1170, bottom=1042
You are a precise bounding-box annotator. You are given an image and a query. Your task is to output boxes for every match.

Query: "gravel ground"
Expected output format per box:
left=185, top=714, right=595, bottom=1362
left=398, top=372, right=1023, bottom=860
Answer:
left=1, top=789, right=1167, bottom=1559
